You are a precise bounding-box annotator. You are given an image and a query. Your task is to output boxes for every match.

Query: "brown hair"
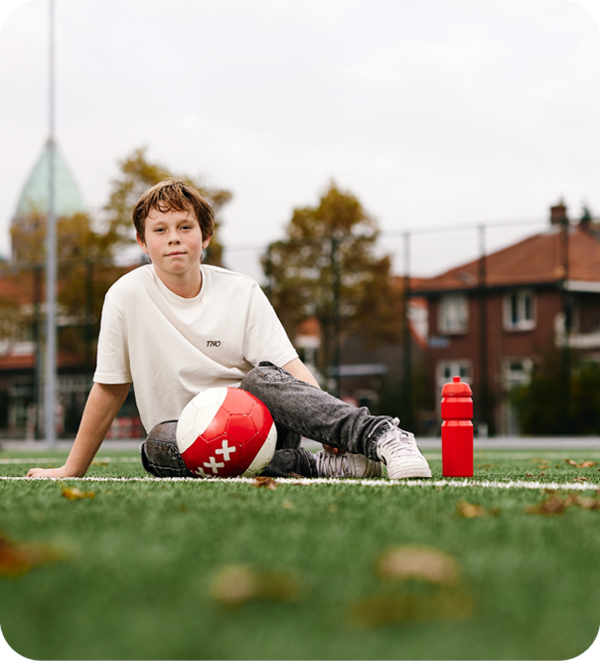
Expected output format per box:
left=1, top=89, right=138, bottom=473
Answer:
left=133, top=179, right=214, bottom=242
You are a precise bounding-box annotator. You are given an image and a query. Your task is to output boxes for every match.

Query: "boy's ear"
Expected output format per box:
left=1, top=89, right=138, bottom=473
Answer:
left=202, top=235, right=212, bottom=250
left=136, top=233, right=149, bottom=254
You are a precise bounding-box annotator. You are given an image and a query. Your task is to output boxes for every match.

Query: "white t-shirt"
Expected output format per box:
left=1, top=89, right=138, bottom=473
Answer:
left=94, top=264, right=298, bottom=432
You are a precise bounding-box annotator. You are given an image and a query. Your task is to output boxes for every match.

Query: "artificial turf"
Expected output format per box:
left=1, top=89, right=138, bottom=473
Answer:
left=1, top=448, right=599, bottom=660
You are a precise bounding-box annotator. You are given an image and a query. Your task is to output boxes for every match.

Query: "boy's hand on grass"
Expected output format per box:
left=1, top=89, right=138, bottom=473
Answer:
left=27, top=466, right=72, bottom=478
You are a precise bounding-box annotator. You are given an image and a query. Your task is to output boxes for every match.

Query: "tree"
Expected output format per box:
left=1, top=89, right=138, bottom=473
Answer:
left=511, top=345, right=600, bottom=435
left=262, top=181, right=405, bottom=381
left=104, top=147, right=232, bottom=265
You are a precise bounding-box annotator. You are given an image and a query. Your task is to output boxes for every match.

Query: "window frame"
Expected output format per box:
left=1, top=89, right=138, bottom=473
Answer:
left=438, top=293, right=469, bottom=335
left=503, top=289, right=536, bottom=331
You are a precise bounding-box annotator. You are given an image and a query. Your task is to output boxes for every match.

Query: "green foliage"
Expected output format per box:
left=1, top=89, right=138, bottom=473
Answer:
left=511, top=346, right=600, bottom=434
left=263, top=181, right=404, bottom=374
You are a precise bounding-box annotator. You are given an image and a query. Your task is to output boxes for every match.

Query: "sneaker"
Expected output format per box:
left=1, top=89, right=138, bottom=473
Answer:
left=376, top=426, right=432, bottom=479
left=315, top=450, right=383, bottom=478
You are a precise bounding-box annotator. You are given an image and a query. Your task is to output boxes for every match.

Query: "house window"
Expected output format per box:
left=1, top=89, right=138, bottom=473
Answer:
left=502, top=358, right=533, bottom=390
left=504, top=289, right=535, bottom=331
left=439, top=294, right=468, bottom=334
left=436, top=360, right=472, bottom=396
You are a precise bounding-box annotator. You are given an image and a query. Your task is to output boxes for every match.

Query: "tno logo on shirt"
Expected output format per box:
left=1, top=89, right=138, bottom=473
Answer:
left=207, top=340, right=221, bottom=347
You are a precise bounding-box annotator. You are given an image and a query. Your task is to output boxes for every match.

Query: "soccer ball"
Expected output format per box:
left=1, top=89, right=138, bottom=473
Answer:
left=176, top=387, right=277, bottom=478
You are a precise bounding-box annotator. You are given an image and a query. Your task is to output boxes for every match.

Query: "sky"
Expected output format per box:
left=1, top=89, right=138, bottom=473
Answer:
left=0, top=0, right=600, bottom=283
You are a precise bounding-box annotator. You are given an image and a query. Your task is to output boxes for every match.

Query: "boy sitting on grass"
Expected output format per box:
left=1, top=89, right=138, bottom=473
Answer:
left=28, top=180, right=431, bottom=481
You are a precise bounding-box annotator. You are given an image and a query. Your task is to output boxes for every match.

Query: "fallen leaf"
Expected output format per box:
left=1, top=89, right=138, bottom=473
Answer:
left=569, top=495, right=600, bottom=510
left=282, top=500, right=294, bottom=510
left=328, top=503, right=338, bottom=513
left=525, top=495, right=571, bottom=515
left=456, top=501, right=499, bottom=518
left=572, top=477, right=590, bottom=483
left=565, top=459, right=598, bottom=469
left=251, top=477, right=277, bottom=490
left=210, top=564, right=300, bottom=607
left=377, top=546, right=460, bottom=586
left=91, top=461, right=109, bottom=466
left=349, top=587, right=473, bottom=627
left=0, top=532, right=66, bottom=577
left=61, top=487, right=95, bottom=500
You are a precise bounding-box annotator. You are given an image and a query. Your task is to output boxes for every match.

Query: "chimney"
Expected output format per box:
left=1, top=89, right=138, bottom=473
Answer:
left=550, top=200, right=568, bottom=225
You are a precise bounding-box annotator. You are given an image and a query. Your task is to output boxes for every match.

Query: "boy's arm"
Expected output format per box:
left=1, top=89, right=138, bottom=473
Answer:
left=282, top=357, right=321, bottom=389
left=27, top=382, right=131, bottom=478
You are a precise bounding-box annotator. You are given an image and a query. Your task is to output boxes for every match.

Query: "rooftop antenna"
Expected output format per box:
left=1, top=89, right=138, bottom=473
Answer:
left=44, top=0, right=57, bottom=447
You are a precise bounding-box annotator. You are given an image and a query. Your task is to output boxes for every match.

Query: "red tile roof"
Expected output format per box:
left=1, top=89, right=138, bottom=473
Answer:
left=412, top=225, right=600, bottom=293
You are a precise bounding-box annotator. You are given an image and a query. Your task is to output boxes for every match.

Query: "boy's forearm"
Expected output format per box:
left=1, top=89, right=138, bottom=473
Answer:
left=282, top=357, right=321, bottom=389
left=64, top=382, right=131, bottom=477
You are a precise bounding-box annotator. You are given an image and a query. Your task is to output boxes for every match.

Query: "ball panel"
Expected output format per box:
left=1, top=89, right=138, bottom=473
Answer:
left=241, top=422, right=277, bottom=477
left=177, top=387, right=277, bottom=478
left=176, top=389, right=228, bottom=453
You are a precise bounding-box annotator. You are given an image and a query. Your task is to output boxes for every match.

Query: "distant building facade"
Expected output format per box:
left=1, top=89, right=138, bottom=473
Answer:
left=412, top=202, right=600, bottom=435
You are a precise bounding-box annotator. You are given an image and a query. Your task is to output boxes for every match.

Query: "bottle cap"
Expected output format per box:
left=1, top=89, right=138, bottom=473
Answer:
left=441, top=376, right=473, bottom=396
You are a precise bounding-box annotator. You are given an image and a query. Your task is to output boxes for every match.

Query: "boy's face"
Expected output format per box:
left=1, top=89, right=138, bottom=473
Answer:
left=137, top=206, right=211, bottom=282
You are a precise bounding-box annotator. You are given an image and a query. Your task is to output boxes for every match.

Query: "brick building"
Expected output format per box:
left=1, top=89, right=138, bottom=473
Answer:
left=412, top=203, right=600, bottom=435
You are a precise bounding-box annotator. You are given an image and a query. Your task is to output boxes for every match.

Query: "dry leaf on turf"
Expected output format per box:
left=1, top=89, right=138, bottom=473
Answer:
left=457, top=501, right=499, bottom=518
left=349, top=588, right=473, bottom=627
left=525, top=495, right=572, bottom=515
left=251, top=477, right=277, bottom=490
left=377, top=546, right=460, bottom=586
left=570, top=495, right=600, bottom=510
left=565, top=459, right=598, bottom=468
left=0, top=532, right=66, bottom=577
left=61, top=487, right=95, bottom=500
left=210, top=564, right=300, bottom=607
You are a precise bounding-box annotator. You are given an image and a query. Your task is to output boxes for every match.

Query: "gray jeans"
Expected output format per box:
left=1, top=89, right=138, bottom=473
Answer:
left=141, top=362, right=395, bottom=478
left=242, top=362, right=394, bottom=460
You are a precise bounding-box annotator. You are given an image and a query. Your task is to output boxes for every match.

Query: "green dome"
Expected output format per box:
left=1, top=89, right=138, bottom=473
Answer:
left=13, top=139, right=85, bottom=219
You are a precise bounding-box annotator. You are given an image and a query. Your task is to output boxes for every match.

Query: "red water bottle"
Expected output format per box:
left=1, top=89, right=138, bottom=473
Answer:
left=441, top=376, right=473, bottom=477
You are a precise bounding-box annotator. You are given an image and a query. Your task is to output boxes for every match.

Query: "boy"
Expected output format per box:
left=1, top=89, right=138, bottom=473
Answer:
left=28, top=180, right=431, bottom=481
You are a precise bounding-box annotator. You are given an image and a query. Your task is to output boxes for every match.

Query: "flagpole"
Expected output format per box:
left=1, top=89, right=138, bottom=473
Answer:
left=44, top=0, right=57, bottom=447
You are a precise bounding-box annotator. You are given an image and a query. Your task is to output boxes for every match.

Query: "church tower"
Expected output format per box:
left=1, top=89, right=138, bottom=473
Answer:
left=11, top=138, right=85, bottom=263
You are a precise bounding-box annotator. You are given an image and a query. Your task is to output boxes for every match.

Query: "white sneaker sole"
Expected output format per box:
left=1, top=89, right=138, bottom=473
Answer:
left=385, top=460, right=432, bottom=480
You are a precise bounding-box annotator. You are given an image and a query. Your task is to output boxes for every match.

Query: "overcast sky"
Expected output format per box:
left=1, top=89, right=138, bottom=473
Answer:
left=1, top=0, right=600, bottom=281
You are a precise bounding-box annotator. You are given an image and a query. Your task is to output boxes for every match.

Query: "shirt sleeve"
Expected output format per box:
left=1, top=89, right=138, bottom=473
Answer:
left=93, top=291, right=133, bottom=384
left=241, top=282, right=298, bottom=368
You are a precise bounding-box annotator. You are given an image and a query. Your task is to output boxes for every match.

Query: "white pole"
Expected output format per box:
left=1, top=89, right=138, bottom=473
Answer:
left=44, top=0, right=57, bottom=447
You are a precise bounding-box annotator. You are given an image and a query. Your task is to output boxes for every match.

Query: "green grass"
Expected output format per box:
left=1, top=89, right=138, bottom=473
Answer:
left=1, top=448, right=599, bottom=660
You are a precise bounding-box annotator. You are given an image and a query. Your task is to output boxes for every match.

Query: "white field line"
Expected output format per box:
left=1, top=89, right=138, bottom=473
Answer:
left=0, top=457, right=141, bottom=465
left=3, top=452, right=600, bottom=465
left=1, top=475, right=598, bottom=491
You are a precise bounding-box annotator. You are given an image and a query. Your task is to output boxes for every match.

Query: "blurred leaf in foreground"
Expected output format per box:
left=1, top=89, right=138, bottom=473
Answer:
left=350, top=586, right=473, bottom=627
left=457, top=501, right=500, bottom=518
left=351, top=546, right=471, bottom=627
left=210, top=564, right=301, bottom=607
left=377, top=545, right=460, bottom=586
left=525, top=493, right=600, bottom=515
left=0, top=532, right=66, bottom=577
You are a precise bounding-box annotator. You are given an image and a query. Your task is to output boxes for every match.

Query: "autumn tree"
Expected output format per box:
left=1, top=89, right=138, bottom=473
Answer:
left=104, top=147, right=232, bottom=265
left=262, top=181, right=404, bottom=382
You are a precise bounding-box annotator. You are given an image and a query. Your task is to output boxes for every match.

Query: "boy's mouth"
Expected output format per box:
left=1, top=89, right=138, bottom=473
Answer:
left=167, top=251, right=185, bottom=257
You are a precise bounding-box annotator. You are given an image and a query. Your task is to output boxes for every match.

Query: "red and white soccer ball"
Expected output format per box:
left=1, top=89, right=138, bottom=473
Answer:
left=176, top=387, right=277, bottom=478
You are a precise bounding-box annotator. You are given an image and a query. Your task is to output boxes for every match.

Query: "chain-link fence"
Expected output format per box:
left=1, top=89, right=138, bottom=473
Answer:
left=3, top=213, right=586, bottom=439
